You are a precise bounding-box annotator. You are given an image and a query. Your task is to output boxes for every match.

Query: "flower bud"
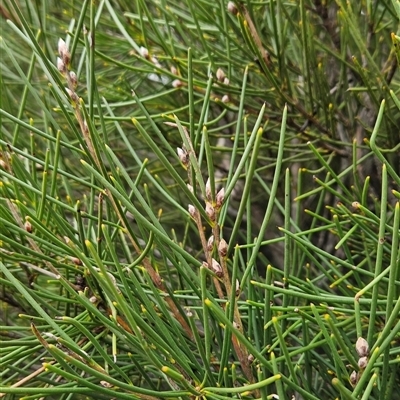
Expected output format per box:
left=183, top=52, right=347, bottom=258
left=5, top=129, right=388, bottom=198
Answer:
left=235, top=279, right=240, bottom=296
left=139, top=46, right=149, bottom=59
left=205, top=202, right=215, bottom=221
left=216, top=68, right=225, bottom=82
left=211, top=258, right=223, bottom=277
left=177, top=147, right=189, bottom=167
left=57, top=57, right=66, bottom=74
left=187, top=184, right=194, bottom=193
left=205, top=177, right=212, bottom=200
left=70, top=257, right=82, bottom=265
left=170, top=66, right=178, bottom=75
left=69, top=71, right=78, bottom=88
left=247, top=354, right=255, bottom=362
left=172, top=79, right=183, bottom=88
left=58, top=38, right=67, bottom=56
left=221, top=94, right=230, bottom=103
left=355, top=337, right=369, bottom=357
left=65, top=88, right=79, bottom=102
left=24, top=220, right=32, bottom=233
left=223, top=77, right=230, bottom=85
left=216, top=187, right=225, bottom=208
left=218, top=238, right=228, bottom=257
left=151, top=56, right=162, bottom=69
left=188, top=204, right=197, bottom=218
left=185, top=307, right=193, bottom=317
left=227, top=1, right=238, bottom=15
left=58, top=38, right=70, bottom=65
left=358, top=356, right=368, bottom=369
left=207, top=235, right=214, bottom=251
left=349, top=370, right=358, bottom=386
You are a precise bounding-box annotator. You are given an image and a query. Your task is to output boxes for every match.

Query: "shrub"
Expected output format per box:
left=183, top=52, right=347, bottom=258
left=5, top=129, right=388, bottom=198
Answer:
left=1, top=0, right=400, bottom=399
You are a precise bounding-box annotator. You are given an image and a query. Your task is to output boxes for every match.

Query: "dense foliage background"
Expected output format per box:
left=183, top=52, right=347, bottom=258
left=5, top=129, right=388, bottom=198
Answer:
left=1, top=0, right=400, bottom=399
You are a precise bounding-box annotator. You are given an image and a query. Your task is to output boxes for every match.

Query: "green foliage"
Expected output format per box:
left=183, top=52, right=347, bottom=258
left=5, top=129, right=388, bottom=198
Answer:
left=1, top=0, right=400, bottom=399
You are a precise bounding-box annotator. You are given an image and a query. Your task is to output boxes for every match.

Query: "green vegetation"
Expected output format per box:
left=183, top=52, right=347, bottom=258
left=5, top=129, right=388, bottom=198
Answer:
left=1, top=0, right=400, bottom=399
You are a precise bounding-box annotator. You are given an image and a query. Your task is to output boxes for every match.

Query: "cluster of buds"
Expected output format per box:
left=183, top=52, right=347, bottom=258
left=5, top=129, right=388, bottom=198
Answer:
left=216, top=68, right=230, bottom=86
left=57, top=38, right=79, bottom=99
left=139, top=46, right=162, bottom=68
left=214, top=68, right=230, bottom=103
left=139, top=46, right=182, bottom=88
left=350, top=337, right=369, bottom=386
left=205, top=177, right=225, bottom=208
left=187, top=180, right=225, bottom=224
left=58, top=38, right=70, bottom=69
left=170, top=65, right=182, bottom=88
left=205, top=186, right=225, bottom=223
left=177, top=150, right=226, bottom=222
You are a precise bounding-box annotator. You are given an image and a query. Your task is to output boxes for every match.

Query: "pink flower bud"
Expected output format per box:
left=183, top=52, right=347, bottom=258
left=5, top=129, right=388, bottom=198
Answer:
left=185, top=308, right=193, bottom=317
left=24, top=220, right=32, bottom=233
left=205, top=202, right=215, bottom=221
left=139, top=46, right=149, bottom=59
left=218, top=238, right=228, bottom=257
left=151, top=56, right=162, bottom=68
left=216, top=187, right=225, bottom=208
left=349, top=370, right=358, bottom=386
left=221, top=95, right=230, bottom=103
left=223, top=77, right=230, bottom=85
left=227, top=1, right=238, bottom=15
left=58, top=38, right=67, bottom=57
left=57, top=57, right=66, bottom=73
left=177, top=147, right=189, bottom=167
left=172, top=79, right=183, bottom=88
left=358, top=356, right=368, bottom=369
left=355, top=337, right=369, bottom=357
left=207, top=235, right=214, bottom=251
left=211, top=258, right=223, bottom=277
left=71, top=257, right=82, bottom=265
left=69, top=71, right=78, bottom=88
left=65, top=88, right=79, bottom=102
left=188, top=204, right=197, bottom=218
left=205, top=177, right=212, bottom=200
left=58, top=38, right=70, bottom=66
left=216, top=68, right=225, bottom=82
